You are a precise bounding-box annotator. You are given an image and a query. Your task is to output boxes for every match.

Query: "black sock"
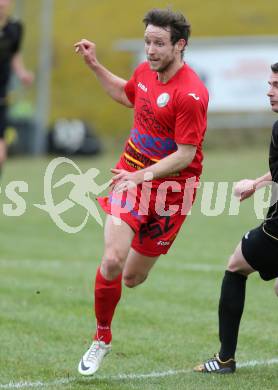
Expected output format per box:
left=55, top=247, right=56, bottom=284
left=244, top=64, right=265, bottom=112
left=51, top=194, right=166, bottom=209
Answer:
left=218, top=270, right=247, bottom=361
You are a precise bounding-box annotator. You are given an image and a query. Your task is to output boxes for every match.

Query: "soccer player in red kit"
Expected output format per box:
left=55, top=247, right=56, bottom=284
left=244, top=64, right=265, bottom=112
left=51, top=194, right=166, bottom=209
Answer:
left=75, top=8, right=209, bottom=375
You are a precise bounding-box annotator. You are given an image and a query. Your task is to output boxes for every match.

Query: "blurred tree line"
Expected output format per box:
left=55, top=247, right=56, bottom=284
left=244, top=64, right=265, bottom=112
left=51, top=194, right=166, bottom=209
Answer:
left=20, top=0, right=277, bottom=136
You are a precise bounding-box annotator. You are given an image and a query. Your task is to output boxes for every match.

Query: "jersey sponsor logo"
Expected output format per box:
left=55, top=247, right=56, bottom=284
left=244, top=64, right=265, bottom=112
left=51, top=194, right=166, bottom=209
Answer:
left=188, top=93, right=200, bottom=101
left=138, top=82, right=148, bottom=92
left=157, top=93, right=170, bottom=107
left=130, top=128, right=177, bottom=158
left=136, top=97, right=172, bottom=135
left=157, top=240, right=170, bottom=246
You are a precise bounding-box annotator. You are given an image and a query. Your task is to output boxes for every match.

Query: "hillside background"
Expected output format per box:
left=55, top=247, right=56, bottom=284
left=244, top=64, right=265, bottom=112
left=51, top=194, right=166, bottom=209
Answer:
left=19, top=0, right=277, bottom=136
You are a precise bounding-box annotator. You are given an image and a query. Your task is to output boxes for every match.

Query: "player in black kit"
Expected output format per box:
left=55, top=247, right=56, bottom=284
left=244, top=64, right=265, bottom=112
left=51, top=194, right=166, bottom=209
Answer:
left=194, top=62, right=278, bottom=374
left=0, top=0, right=33, bottom=173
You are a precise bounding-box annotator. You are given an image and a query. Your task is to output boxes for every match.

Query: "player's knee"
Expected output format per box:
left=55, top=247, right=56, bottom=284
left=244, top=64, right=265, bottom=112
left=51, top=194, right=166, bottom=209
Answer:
left=227, top=255, right=245, bottom=274
left=101, top=250, right=125, bottom=278
left=123, top=273, right=147, bottom=288
left=227, top=254, right=239, bottom=272
left=274, top=280, right=278, bottom=296
left=274, top=286, right=278, bottom=297
left=227, top=253, right=250, bottom=276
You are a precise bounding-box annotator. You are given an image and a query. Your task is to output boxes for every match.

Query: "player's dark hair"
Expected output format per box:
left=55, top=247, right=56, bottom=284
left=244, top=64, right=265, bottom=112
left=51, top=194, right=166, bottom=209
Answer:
left=271, top=63, right=278, bottom=73
left=143, top=8, right=191, bottom=54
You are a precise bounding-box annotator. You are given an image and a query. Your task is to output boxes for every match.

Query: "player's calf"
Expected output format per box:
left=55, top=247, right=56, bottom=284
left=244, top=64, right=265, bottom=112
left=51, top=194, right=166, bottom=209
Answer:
left=123, top=272, right=147, bottom=288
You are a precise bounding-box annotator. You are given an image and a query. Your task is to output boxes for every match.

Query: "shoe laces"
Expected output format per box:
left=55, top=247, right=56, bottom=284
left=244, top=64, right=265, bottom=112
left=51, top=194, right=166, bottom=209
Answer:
left=86, top=342, right=102, bottom=362
left=206, top=354, right=219, bottom=365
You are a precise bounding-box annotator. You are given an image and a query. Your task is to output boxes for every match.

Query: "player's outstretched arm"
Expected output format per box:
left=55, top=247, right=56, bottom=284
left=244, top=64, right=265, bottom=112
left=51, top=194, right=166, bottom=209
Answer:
left=143, top=143, right=197, bottom=180
left=234, top=171, right=272, bottom=202
left=74, top=39, right=132, bottom=108
left=12, top=53, right=34, bottom=86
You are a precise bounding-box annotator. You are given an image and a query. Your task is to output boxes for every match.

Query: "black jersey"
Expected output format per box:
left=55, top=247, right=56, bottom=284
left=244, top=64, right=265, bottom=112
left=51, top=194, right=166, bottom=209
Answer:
left=264, top=120, right=278, bottom=236
left=0, top=18, right=23, bottom=99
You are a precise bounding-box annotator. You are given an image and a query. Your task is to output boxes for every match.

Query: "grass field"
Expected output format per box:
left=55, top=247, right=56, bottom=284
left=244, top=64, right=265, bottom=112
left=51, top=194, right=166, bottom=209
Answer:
left=1, top=146, right=278, bottom=390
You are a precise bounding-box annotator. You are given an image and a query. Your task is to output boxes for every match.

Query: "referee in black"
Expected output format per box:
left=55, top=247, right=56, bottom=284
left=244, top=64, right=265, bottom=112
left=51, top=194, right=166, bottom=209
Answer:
left=194, top=62, right=278, bottom=374
left=0, top=0, right=33, bottom=174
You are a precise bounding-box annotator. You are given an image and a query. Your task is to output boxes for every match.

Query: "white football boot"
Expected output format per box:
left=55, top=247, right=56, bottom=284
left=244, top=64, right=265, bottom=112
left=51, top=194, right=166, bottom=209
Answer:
left=78, top=340, right=112, bottom=376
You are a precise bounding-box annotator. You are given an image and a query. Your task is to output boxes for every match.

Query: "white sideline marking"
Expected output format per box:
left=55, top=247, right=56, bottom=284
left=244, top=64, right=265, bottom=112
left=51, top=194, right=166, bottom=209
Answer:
left=1, top=358, right=278, bottom=389
left=160, top=262, right=223, bottom=272
left=0, top=259, right=62, bottom=268
left=0, top=258, right=223, bottom=273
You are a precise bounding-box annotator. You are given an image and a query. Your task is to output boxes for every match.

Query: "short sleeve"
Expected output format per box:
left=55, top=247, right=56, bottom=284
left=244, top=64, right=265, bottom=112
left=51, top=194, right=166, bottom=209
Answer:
left=12, top=21, right=23, bottom=54
left=174, top=93, right=207, bottom=146
left=273, top=120, right=278, bottom=147
left=124, top=73, right=136, bottom=105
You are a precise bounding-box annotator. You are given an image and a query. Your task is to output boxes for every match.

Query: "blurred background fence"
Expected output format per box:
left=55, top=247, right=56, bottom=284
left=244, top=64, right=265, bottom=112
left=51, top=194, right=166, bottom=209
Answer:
left=6, top=0, right=278, bottom=155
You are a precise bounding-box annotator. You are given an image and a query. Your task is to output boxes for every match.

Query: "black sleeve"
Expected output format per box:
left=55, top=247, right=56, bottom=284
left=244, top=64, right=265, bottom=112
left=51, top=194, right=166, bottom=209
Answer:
left=273, top=120, right=278, bottom=148
left=12, top=21, right=24, bottom=54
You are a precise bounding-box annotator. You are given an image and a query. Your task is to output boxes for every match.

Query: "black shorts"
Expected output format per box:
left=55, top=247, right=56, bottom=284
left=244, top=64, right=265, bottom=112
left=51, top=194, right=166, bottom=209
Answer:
left=241, top=224, right=278, bottom=281
left=0, top=104, right=7, bottom=139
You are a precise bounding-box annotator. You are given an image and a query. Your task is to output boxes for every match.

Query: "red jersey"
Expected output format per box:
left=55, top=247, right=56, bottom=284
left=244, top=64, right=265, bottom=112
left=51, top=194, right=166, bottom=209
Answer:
left=118, top=61, right=209, bottom=183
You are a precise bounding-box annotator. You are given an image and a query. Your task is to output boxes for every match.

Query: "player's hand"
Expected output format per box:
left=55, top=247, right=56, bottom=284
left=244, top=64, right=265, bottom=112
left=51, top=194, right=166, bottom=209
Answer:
left=19, top=70, right=34, bottom=86
left=111, top=169, right=145, bottom=193
left=74, top=39, right=98, bottom=69
left=234, top=179, right=256, bottom=202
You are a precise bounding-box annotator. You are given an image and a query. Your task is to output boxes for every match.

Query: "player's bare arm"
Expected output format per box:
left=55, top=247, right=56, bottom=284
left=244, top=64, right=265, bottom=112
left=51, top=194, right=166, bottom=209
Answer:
left=74, top=39, right=132, bottom=108
left=111, top=143, right=197, bottom=192
left=12, top=53, right=34, bottom=86
left=234, top=171, right=272, bottom=202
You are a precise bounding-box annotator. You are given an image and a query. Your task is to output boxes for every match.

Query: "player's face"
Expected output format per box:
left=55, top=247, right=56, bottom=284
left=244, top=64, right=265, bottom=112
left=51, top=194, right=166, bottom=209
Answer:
left=144, top=24, right=182, bottom=73
left=267, top=72, right=278, bottom=113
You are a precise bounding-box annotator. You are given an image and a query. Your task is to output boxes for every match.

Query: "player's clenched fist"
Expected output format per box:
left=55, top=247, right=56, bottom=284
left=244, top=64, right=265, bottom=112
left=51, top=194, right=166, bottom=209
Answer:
left=234, top=179, right=256, bottom=202
left=74, top=39, right=98, bottom=69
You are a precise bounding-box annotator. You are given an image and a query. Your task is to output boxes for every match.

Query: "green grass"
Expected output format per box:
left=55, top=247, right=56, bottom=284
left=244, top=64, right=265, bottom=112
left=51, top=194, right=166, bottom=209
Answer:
left=0, top=146, right=277, bottom=390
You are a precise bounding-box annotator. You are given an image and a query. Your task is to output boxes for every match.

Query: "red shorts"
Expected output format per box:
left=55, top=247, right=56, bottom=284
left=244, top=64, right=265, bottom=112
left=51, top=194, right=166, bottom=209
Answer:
left=98, top=176, right=198, bottom=257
